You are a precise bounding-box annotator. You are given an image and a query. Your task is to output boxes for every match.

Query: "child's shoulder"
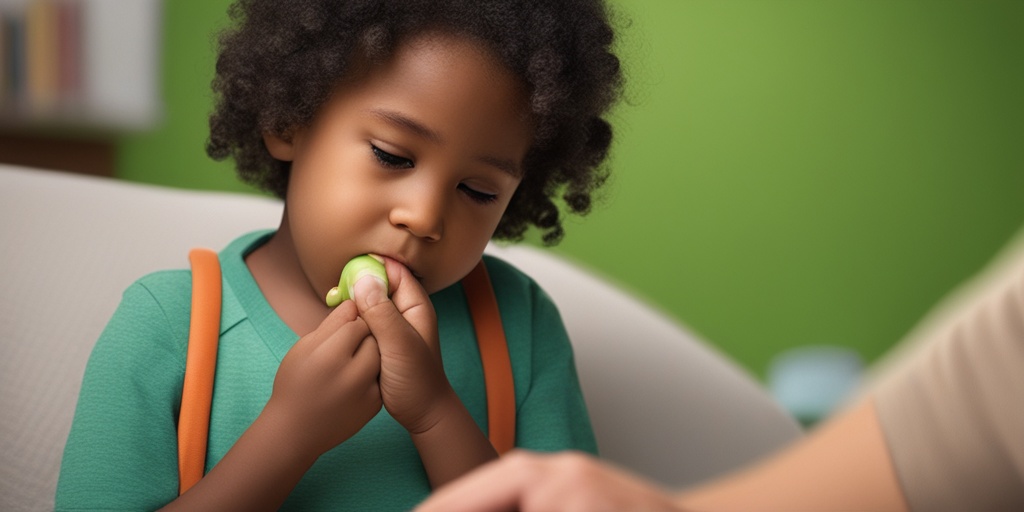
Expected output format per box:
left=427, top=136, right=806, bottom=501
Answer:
left=480, top=253, right=555, bottom=308
left=475, top=253, right=569, bottom=337
left=481, top=253, right=535, bottom=288
left=132, top=267, right=192, bottom=288
left=97, top=269, right=195, bottom=354
left=121, top=268, right=194, bottom=311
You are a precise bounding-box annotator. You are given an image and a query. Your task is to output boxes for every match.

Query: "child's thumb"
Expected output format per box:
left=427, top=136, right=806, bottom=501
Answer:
left=353, top=274, right=389, bottom=309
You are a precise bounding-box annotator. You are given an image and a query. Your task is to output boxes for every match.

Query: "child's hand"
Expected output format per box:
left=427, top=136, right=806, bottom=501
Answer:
left=352, top=259, right=454, bottom=434
left=265, top=300, right=382, bottom=458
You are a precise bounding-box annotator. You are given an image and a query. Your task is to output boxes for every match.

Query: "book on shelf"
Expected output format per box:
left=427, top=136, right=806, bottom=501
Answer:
left=25, top=0, right=58, bottom=111
left=1, top=0, right=161, bottom=131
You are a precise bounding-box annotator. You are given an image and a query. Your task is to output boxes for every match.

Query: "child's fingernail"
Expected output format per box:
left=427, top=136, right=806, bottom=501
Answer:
left=352, top=274, right=388, bottom=307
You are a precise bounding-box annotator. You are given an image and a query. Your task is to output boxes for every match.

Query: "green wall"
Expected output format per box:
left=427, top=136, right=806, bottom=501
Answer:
left=117, top=1, right=247, bottom=193
left=118, top=0, right=1024, bottom=380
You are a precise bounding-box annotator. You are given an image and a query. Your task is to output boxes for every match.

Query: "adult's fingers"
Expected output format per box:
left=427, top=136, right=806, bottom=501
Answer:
left=414, top=451, right=540, bottom=512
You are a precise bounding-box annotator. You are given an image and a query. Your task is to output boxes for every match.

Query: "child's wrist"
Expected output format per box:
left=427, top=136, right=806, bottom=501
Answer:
left=406, top=385, right=468, bottom=437
left=256, top=399, right=331, bottom=464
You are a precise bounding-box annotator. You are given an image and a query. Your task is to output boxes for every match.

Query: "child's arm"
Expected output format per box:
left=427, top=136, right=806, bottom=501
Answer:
left=162, top=300, right=383, bottom=510
left=353, top=261, right=498, bottom=488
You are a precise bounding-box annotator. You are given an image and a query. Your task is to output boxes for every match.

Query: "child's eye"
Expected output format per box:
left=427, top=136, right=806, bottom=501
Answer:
left=371, top=144, right=413, bottom=169
left=458, top=183, right=498, bottom=204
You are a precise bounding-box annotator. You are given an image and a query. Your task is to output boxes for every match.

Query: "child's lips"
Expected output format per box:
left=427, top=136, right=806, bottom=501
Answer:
left=379, top=253, right=424, bottom=281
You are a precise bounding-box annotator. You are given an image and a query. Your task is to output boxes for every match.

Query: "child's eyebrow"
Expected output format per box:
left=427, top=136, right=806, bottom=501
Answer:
left=368, top=108, right=443, bottom=144
left=366, top=108, right=523, bottom=178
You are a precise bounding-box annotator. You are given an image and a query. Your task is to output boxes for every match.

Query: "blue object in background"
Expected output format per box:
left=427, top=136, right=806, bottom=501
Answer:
left=767, top=345, right=864, bottom=427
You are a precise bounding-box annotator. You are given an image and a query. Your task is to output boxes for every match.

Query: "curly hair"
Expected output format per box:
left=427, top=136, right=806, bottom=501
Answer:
left=207, top=0, right=623, bottom=244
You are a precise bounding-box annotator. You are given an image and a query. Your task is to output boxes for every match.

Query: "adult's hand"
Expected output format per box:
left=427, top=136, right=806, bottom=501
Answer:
left=414, top=450, right=686, bottom=512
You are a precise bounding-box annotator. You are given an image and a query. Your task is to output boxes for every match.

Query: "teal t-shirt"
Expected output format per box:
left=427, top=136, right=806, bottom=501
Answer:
left=56, top=231, right=596, bottom=510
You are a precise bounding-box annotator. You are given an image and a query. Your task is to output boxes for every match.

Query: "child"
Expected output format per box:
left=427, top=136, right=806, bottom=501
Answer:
left=56, top=0, right=622, bottom=510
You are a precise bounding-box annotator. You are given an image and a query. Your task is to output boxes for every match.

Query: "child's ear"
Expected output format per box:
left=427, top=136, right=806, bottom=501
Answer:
left=263, top=132, right=296, bottom=161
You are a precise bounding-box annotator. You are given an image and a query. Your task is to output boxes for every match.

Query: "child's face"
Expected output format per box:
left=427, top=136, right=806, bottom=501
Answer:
left=267, top=32, right=533, bottom=296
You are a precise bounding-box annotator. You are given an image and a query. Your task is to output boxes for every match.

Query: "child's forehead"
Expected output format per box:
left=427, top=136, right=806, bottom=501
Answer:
left=348, top=30, right=530, bottom=109
left=354, top=32, right=528, bottom=117
left=375, top=29, right=514, bottom=76
left=309, top=28, right=535, bottom=161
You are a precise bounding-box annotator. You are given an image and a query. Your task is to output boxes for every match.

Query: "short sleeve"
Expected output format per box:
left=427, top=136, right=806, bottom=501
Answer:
left=515, top=283, right=598, bottom=454
left=482, top=255, right=597, bottom=455
left=56, top=274, right=190, bottom=510
left=874, top=266, right=1024, bottom=511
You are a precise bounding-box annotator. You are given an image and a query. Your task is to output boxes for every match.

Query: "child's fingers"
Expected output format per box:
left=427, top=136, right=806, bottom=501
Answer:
left=308, top=305, right=377, bottom=374
left=348, top=334, right=381, bottom=382
left=381, top=258, right=439, bottom=350
left=322, top=317, right=373, bottom=355
left=362, top=260, right=438, bottom=352
left=308, top=300, right=374, bottom=354
left=318, top=300, right=360, bottom=333
left=381, top=257, right=427, bottom=304
left=352, top=274, right=427, bottom=357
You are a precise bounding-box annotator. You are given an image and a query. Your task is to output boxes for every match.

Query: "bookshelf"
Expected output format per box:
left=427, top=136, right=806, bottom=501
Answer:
left=0, top=0, right=162, bottom=175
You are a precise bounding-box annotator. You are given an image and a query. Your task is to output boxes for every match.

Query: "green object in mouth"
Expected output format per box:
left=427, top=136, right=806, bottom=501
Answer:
left=325, top=254, right=388, bottom=307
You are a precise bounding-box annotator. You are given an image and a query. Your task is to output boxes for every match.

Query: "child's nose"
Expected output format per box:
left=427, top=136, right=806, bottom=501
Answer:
left=389, top=191, right=444, bottom=242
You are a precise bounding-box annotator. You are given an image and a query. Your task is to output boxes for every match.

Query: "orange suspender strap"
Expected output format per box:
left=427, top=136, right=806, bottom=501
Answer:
left=461, top=259, right=517, bottom=455
left=178, top=248, right=222, bottom=495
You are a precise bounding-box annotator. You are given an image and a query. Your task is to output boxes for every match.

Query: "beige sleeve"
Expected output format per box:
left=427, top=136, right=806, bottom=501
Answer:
left=874, top=265, right=1024, bottom=511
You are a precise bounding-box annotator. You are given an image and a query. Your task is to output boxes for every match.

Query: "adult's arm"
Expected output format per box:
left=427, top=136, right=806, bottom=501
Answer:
left=414, top=398, right=907, bottom=512
left=417, top=260, right=1024, bottom=512
left=675, top=398, right=907, bottom=511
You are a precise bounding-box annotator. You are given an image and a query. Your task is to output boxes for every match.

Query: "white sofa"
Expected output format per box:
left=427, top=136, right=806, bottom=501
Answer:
left=0, top=164, right=801, bottom=511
